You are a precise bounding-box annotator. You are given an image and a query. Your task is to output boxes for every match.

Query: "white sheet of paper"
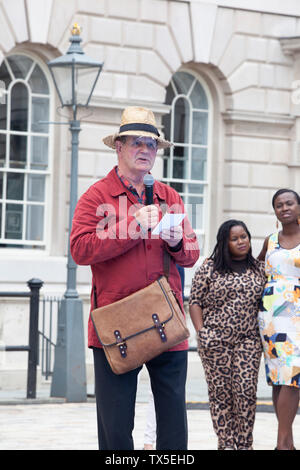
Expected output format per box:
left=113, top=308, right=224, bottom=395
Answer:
left=152, top=213, right=185, bottom=235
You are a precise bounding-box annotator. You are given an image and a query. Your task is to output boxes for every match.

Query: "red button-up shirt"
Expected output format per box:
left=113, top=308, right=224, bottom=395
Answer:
left=70, top=167, right=200, bottom=350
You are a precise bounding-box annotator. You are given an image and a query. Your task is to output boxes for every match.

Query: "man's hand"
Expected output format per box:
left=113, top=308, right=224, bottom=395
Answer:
left=160, top=225, right=183, bottom=247
left=134, top=205, right=159, bottom=232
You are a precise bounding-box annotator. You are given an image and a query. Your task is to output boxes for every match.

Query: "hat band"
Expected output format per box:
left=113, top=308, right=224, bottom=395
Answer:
left=119, top=123, right=160, bottom=137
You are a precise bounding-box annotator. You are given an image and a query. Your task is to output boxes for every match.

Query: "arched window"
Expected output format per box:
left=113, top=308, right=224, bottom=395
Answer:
left=162, top=71, right=211, bottom=251
left=0, top=54, right=50, bottom=248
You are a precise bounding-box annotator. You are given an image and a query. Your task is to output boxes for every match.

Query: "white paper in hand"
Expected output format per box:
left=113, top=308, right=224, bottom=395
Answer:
left=152, top=213, right=185, bottom=235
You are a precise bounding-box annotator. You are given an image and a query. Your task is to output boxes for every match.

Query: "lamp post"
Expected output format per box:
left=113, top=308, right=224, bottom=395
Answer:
left=48, top=24, right=103, bottom=402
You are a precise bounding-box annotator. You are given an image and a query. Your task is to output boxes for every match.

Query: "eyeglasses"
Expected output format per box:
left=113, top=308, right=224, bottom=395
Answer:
left=128, top=136, right=158, bottom=151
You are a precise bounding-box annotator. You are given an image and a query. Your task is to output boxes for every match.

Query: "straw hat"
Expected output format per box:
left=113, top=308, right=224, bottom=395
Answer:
left=102, top=106, right=172, bottom=150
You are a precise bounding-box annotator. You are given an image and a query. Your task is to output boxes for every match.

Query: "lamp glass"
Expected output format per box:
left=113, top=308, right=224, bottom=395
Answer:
left=49, top=65, right=73, bottom=106
left=49, top=63, right=101, bottom=107
left=74, top=65, right=101, bottom=106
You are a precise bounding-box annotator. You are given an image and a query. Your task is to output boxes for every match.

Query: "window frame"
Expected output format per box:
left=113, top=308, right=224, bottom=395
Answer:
left=161, top=69, right=213, bottom=254
left=0, top=52, right=54, bottom=252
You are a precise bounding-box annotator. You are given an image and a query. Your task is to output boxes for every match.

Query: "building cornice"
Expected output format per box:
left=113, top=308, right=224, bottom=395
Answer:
left=89, top=96, right=171, bottom=115
left=222, top=111, right=295, bottom=128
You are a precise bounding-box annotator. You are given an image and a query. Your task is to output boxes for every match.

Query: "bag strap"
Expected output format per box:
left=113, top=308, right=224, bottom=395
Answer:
left=93, top=284, right=97, bottom=309
left=163, top=249, right=171, bottom=279
left=160, top=200, right=171, bottom=280
left=93, top=252, right=170, bottom=308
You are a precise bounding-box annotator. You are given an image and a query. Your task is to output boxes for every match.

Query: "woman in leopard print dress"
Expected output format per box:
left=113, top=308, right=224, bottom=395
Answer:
left=189, top=220, right=266, bottom=450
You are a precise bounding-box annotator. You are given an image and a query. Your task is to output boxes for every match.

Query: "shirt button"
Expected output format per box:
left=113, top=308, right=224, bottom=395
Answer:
left=147, top=245, right=152, bottom=250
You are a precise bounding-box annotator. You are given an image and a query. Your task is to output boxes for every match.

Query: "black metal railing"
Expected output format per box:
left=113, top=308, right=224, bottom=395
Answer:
left=0, top=279, right=43, bottom=399
left=39, top=296, right=61, bottom=380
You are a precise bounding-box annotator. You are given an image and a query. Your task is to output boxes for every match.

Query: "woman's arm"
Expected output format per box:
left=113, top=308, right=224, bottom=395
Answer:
left=189, top=303, right=204, bottom=332
left=188, top=260, right=211, bottom=332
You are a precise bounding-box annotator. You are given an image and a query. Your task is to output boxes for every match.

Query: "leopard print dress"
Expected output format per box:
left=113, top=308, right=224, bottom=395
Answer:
left=189, top=258, right=266, bottom=450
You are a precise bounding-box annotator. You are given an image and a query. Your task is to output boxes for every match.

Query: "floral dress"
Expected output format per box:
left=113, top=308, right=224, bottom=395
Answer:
left=258, top=232, right=300, bottom=387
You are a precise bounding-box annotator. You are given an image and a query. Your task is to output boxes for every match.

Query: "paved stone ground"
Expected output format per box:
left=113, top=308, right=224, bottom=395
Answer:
left=1, top=354, right=300, bottom=451
left=1, top=400, right=300, bottom=450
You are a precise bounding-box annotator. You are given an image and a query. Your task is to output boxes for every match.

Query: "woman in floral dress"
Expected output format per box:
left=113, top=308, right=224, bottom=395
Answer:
left=258, top=188, right=300, bottom=450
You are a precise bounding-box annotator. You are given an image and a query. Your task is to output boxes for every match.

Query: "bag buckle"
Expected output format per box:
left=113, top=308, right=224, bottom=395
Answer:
left=152, top=314, right=167, bottom=343
left=114, top=330, right=127, bottom=358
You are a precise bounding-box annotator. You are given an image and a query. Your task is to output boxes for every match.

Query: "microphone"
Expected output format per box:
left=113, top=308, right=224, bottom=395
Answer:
left=143, top=174, right=154, bottom=205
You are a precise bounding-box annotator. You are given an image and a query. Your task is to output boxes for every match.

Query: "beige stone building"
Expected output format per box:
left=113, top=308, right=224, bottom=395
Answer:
left=0, top=0, right=300, bottom=389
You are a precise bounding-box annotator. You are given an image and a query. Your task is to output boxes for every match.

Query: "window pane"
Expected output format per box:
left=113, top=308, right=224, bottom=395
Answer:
left=191, top=148, right=207, bottom=181
left=28, top=64, right=49, bottom=94
left=174, top=98, right=189, bottom=144
left=173, top=158, right=185, bottom=179
left=0, top=60, right=12, bottom=88
left=173, top=71, right=194, bottom=95
left=197, top=233, right=205, bottom=252
left=0, top=100, right=7, bottom=130
left=186, top=196, right=204, bottom=230
left=162, top=83, right=176, bottom=141
left=31, top=97, right=49, bottom=133
left=26, top=205, right=44, bottom=241
left=0, top=172, right=2, bottom=197
left=10, top=134, right=27, bottom=168
left=10, top=82, right=28, bottom=131
left=172, top=146, right=189, bottom=179
left=163, top=157, right=169, bottom=178
left=27, top=174, right=45, bottom=202
left=0, top=134, right=6, bottom=167
left=162, top=110, right=171, bottom=142
left=7, top=55, right=33, bottom=80
left=30, top=136, right=48, bottom=170
left=165, top=82, right=175, bottom=106
left=5, top=203, right=23, bottom=239
left=192, top=111, right=208, bottom=145
left=187, top=183, right=204, bottom=195
left=6, top=172, right=24, bottom=200
left=190, top=81, right=208, bottom=110
left=170, top=182, right=183, bottom=193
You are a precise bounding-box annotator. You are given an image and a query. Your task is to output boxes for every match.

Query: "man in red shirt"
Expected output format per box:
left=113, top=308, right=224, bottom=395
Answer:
left=70, top=106, right=199, bottom=450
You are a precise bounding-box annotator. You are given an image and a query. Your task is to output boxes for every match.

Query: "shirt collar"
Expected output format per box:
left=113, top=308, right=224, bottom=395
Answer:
left=115, top=167, right=146, bottom=205
left=109, top=166, right=165, bottom=201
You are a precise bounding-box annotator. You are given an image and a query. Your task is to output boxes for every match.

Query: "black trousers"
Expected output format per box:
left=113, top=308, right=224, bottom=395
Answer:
left=93, top=347, right=188, bottom=450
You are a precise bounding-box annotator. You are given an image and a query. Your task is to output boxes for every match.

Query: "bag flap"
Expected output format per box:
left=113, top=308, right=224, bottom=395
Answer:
left=91, top=276, right=179, bottom=347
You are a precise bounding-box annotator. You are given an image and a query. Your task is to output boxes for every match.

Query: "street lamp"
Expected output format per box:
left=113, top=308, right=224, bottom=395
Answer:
left=48, top=24, right=103, bottom=402
left=48, top=23, right=103, bottom=115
